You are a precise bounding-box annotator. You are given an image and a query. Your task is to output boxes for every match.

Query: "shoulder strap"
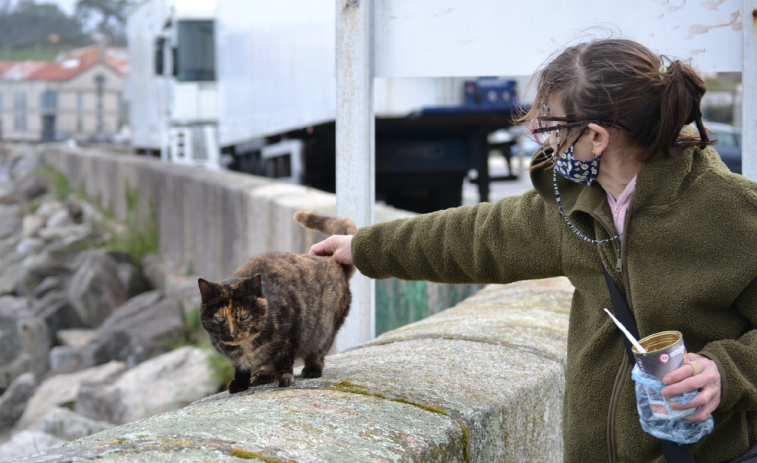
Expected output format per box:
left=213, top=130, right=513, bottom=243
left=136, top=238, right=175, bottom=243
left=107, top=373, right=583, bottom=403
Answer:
left=600, top=261, right=695, bottom=463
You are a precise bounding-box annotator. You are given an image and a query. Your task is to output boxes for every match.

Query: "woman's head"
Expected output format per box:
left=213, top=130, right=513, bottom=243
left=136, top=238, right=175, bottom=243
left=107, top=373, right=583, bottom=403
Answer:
left=522, top=39, right=713, bottom=161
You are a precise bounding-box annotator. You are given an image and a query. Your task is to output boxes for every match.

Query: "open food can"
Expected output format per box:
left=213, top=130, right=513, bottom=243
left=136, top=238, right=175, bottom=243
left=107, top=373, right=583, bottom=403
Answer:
left=632, top=331, right=697, bottom=420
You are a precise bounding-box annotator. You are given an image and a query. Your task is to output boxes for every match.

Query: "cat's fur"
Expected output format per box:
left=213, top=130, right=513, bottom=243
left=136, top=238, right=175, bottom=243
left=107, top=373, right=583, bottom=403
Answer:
left=198, top=211, right=356, bottom=393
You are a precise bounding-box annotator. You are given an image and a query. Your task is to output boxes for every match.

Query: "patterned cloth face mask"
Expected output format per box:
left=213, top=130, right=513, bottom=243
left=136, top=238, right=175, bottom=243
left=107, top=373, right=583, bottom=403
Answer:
left=554, top=141, right=602, bottom=186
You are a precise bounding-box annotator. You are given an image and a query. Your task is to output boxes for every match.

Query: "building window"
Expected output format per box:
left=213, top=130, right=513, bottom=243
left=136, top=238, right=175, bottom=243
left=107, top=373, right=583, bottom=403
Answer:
left=40, top=91, right=57, bottom=113
left=14, top=92, right=26, bottom=132
left=77, top=91, right=83, bottom=133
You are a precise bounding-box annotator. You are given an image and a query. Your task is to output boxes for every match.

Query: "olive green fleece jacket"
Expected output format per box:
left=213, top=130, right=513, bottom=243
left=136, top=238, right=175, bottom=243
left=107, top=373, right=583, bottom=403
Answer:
left=352, top=144, right=757, bottom=463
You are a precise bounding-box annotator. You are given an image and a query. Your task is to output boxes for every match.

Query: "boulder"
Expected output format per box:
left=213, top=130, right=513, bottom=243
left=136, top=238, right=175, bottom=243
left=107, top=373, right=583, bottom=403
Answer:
left=117, top=262, right=152, bottom=298
left=45, top=209, right=73, bottom=229
left=16, top=361, right=126, bottom=429
left=0, top=373, right=36, bottom=431
left=15, top=237, right=46, bottom=257
left=25, top=407, right=114, bottom=441
left=0, top=172, right=47, bottom=205
left=31, top=276, right=65, bottom=300
left=0, top=213, right=21, bottom=240
left=0, top=298, right=49, bottom=391
left=16, top=252, right=74, bottom=298
left=65, top=291, right=183, bottom=372
left=0, top=430, right=64, bottom=460
left=74, top=347, right=216, bottom=425
left=48, top=346, right=79, bottom=372
left=55, top=329, right=94, bottom=347
left=0, top=261, right=23, bottom=296
left=21, top=214, right=46, bottom=237
left=67, top=251, right=127, bottom=328
left=31, top=291, right=85, bottom=346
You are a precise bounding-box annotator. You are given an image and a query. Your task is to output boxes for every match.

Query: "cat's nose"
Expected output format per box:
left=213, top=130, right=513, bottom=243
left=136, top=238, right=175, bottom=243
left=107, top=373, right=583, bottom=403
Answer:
left=230, top=329, right=239, bottom=338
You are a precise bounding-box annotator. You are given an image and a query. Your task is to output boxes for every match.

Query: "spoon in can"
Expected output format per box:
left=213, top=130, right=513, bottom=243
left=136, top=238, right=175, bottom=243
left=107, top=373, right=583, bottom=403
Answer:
left=604, top=308, right=646, bottom=353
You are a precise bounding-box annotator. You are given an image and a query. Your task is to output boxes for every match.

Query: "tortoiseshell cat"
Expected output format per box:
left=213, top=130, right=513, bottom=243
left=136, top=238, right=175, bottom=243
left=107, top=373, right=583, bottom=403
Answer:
left=197, top=211, right=356, bottom=392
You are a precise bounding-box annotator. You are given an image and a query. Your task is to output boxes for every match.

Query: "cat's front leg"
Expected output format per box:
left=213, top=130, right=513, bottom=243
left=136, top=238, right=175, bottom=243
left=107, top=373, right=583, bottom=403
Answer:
left=251, top=364, right=275, bottom=386
left=274, top=355, right=295, bottom=387
left=228, top=368, right=251, bottom=394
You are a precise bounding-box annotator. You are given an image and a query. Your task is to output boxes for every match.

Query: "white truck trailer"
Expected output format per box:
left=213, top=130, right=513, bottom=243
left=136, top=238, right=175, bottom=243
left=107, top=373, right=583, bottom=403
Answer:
left=128, top=0, right=523, bottom=212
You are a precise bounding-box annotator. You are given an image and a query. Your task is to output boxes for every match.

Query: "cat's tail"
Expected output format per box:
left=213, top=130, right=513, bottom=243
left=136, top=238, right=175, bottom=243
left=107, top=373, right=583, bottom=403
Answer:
left=294, top=211, right=357, bottom=236
left=294, top=211, right=356, bottom=278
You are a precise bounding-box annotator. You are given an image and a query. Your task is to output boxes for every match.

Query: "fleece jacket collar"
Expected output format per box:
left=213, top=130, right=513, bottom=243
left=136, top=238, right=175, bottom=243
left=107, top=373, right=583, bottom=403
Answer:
left=529, top=142, right=707, bottom=237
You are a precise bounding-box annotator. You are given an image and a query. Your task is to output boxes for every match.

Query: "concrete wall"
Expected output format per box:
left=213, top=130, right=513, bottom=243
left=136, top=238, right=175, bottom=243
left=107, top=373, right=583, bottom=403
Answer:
left=16, top=277, right=572, bottom=462
left=41, top=146, right=484, bottom=334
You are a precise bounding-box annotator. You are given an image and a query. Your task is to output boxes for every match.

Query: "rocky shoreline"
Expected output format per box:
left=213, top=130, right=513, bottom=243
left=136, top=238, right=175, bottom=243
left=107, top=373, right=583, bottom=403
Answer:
left=0, top=144, right=223, bottom=460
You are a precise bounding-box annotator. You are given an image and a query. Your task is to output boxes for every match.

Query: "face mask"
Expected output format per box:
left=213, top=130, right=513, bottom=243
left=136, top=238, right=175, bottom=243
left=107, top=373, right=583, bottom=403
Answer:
left=554, top=144, right=602, bottom=186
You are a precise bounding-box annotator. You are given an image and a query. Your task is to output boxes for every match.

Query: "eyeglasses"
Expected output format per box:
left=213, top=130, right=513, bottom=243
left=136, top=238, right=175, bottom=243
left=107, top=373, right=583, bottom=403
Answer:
left=529, top=116, right=631, bottom=145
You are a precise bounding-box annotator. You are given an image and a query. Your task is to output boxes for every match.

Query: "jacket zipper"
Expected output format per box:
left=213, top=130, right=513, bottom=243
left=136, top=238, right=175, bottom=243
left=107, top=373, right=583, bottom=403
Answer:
left=593, top=199, right=634, bottom=463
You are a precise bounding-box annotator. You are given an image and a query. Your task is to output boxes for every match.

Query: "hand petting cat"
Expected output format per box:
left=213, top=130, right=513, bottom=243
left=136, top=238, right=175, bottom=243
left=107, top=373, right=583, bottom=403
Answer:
left=309, top=235, right=354, bottom=265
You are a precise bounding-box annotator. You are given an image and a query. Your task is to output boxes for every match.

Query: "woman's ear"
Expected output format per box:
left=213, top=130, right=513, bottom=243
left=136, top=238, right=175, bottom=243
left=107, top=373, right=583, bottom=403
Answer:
left=587, top=123, right=611, bottom=156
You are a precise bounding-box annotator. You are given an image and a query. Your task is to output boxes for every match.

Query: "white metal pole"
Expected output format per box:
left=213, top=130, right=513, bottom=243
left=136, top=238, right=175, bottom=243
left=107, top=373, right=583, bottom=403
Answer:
left=335, top=0, right=375, bottom=351
left=743, top=0, right=757, bottom=181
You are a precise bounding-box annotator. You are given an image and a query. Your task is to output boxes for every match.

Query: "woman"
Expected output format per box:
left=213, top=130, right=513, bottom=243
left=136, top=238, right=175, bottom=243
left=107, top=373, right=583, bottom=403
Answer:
left=310, top=39, right=757, bottom=462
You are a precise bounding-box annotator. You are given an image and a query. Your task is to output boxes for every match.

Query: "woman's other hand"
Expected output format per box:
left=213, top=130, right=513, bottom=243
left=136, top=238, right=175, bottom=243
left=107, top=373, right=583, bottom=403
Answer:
left=309, top=235, right=354, bottom=266
left=661, top=353, right=721, bottom=421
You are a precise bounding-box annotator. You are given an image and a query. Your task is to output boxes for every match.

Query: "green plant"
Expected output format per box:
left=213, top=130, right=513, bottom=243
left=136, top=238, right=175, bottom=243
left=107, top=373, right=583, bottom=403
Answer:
left=37, top=165, right=69, bottom=200
left=106, top=180, right=158, bottom=264
left=202, top=341, right=234, bottom=387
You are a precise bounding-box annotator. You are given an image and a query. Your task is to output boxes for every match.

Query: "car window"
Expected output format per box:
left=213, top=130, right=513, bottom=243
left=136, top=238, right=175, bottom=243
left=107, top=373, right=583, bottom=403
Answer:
left=714, top=131, right=737, bottom=147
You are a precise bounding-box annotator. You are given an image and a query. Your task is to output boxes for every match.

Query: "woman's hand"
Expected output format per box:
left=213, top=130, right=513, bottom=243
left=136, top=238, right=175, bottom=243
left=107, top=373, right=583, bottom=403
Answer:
left=308, top=235, right=354, bottom=266
left=661, top=353, right=721, bottom=421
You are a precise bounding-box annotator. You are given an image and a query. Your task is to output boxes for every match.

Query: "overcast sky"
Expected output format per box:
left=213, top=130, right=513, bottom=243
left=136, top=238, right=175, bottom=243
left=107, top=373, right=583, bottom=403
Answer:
left=53, top=0, right=76, bottom=15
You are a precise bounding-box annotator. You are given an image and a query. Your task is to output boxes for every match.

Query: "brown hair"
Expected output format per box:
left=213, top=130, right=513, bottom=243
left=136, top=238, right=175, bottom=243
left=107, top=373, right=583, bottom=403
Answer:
left=518, top=39, right=714, bottom=163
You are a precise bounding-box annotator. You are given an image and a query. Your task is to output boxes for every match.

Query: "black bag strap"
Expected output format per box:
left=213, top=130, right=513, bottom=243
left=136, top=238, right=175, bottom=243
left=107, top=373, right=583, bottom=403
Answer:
left=601, top=261, right=695, bottom=463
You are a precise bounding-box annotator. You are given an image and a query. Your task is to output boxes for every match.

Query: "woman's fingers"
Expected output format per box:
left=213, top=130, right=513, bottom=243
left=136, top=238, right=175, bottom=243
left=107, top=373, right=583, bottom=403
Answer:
left=309, top=235, right=354, bottom=266
left=659, top=354, right=721, bottom=422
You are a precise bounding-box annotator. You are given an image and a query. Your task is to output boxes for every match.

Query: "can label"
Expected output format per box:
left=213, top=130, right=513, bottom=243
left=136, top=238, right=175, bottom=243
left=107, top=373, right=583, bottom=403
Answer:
left=632, top=331, right=687, bottom=381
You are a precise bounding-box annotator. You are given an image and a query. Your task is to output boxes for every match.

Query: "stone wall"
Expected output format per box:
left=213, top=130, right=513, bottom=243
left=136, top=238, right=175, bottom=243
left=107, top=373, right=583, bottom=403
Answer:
left=41, top=147, right=484, bottom=335
left=13, top=277, right=572, bottom=463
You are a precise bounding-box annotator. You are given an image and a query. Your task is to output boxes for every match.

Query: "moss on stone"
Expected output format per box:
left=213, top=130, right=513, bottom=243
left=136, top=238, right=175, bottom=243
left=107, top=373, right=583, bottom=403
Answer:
left=230, top=449, right=291, bottom=462
left=460, top=424, right=470, bottom=463
left=391, top=398, right=449, bottom=416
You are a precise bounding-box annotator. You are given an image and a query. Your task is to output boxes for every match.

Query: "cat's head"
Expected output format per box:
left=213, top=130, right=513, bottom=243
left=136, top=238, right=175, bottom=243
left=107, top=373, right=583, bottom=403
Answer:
left=197, top=274, right=268, bottom=345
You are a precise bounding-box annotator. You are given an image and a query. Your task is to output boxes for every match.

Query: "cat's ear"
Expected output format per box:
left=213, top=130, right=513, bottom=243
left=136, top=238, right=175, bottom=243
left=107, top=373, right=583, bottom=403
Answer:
left=198, top=278, right=216, bottom=299
left=250, top=274, right=263, bottom=298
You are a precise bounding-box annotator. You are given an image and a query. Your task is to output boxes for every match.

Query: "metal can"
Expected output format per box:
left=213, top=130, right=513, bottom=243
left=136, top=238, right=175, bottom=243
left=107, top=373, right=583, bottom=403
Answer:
left=632, top=331, right=697, bottom=420
left=632, top=331, right=690, bottom=381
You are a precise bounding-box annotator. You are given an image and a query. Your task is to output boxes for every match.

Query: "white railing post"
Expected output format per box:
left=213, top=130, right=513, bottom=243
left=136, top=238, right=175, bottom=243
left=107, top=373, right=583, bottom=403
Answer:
left=743, top=0, right=757, bottom=181
left=335, top=0, right=375, bottom=351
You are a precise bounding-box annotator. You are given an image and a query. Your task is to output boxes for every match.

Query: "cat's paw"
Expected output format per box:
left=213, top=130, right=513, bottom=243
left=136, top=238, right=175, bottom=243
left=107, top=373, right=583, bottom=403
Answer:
left=277, top=373, right=294, bottom=387
left=251, top=370, right=275, bottom=386
left=227, top=378, right=250, bottom=394
left=302, top=364, right=323, bottom=378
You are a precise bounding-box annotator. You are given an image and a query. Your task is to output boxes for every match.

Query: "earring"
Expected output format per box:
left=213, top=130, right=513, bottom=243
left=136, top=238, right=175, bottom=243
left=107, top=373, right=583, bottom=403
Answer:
left=593, top=149, right=596, bottom=155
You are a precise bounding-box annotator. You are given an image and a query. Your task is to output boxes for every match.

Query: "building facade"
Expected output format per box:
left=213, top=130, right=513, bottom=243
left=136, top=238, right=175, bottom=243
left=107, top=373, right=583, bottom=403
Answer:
left=0, top=47, right=127, bottom=142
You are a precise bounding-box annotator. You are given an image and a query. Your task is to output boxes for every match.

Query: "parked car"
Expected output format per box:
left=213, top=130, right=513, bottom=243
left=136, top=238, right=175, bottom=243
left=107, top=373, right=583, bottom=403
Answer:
left=704, top=121, right=742, bottom=174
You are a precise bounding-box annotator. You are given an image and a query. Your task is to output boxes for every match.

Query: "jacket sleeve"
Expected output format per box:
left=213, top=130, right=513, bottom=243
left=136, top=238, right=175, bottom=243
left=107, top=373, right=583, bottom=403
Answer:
left=351, top=189, right=564, bottom=284
left=700, top=278, right=757, bottom=413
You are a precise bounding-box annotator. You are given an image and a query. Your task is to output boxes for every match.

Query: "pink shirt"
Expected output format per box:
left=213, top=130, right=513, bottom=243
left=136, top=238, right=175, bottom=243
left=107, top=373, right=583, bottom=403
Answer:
left=606, top=175, right=637, bottom=244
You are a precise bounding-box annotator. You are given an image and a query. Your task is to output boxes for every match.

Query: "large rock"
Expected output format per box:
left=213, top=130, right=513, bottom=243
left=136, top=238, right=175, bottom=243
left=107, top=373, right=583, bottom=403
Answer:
left=16, top=253, right=74, bottom=298
left=21, top=215, right=46, bottom=238
left=0, top=213, right=21, bottom=240
left=0, top=373, right=36, bottom=431
left=45, top=209, right=73, bottom=229
left=117, top=262, right=152, bottom=298
left=67, top=251, right=127, bottom=328
left=25, top=407, right=114, bottom=441
left=31, top=291, right=85, bottom=346
left=66, top=291, right=184, bottom=372
left=16, top=361, right=126, bottom=429
left=0, top=297, right=49, bottom=391
left=0, top=261, right=23, bottom=296
left=0, top=172, right=47, bottom=205
left=0, top=430, right=63, bottom=460
left=75, top=347, right=216, bottom=425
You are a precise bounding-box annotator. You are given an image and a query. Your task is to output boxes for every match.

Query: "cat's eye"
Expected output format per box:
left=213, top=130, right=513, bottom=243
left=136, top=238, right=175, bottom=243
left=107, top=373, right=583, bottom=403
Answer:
left=240, top=312, right=251, bottom=321
left=214, top=315, right=226, bottom=324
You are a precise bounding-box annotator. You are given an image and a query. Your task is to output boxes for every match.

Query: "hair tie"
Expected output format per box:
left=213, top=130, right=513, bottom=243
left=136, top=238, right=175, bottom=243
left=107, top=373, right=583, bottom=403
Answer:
left=659, top=65, right=670, bottom=83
